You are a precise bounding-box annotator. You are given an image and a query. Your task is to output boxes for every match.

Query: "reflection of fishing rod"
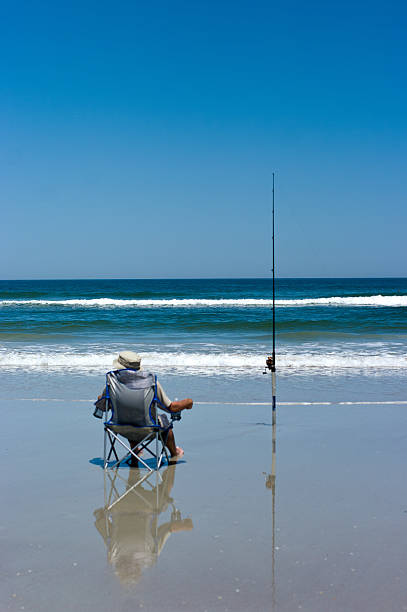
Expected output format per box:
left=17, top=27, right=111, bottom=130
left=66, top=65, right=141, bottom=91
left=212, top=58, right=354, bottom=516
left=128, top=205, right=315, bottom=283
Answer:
left=271, top=419, right=277, bottom=609
left=263, top=172, right=276, bottom=427
left=264, top=402, right=277, bottom=610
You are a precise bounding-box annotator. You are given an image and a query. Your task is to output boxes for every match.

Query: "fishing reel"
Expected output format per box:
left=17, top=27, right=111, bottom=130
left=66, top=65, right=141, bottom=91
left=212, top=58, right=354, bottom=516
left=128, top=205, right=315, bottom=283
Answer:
left=171, top=412, right=182, bottom=421
left=263, top=355, right=275, bottom=374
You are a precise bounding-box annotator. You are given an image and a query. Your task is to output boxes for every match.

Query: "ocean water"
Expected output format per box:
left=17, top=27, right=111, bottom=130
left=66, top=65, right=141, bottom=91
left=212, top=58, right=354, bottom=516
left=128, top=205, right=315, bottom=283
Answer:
left=0, top=277, right=406, bottom=380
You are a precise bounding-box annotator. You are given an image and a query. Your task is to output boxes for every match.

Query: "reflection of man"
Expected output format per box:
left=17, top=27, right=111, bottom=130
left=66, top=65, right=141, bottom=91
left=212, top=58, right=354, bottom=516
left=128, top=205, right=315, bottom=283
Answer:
left=94, top=465, right=193, bottom=586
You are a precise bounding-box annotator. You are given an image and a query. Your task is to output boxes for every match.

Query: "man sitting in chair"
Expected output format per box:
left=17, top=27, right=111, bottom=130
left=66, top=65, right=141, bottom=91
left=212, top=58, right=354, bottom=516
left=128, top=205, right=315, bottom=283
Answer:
left=99, top=350, right=193, bottom=466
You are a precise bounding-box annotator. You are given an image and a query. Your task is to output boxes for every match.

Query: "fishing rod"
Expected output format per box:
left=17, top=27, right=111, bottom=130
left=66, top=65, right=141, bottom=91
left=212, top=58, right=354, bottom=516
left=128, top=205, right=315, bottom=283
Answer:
left=264, top=172, right=276, bottom=426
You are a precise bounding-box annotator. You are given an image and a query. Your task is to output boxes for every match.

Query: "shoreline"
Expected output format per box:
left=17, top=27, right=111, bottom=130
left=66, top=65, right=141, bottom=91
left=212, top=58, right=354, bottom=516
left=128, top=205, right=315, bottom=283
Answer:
left=0, top=368, right=406, bottom=405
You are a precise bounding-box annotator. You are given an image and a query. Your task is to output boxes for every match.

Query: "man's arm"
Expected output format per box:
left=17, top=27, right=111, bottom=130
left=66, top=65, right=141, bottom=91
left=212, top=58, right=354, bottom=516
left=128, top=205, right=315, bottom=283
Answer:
left=169, top=398, right=193, bottom=413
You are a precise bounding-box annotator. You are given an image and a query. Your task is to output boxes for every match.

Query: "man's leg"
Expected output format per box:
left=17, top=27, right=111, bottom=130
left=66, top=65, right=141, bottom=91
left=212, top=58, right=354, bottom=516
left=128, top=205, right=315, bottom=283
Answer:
left=127, top=439, right=139, bottom=467
left=165, top=429, right=184, bottom=459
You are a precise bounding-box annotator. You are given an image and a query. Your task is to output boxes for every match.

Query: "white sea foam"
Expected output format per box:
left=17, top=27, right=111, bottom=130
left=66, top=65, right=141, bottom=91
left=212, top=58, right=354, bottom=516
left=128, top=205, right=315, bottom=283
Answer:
left=0, top=349, right=405, bottom=374
left=0, top=295, right=407, bottom=308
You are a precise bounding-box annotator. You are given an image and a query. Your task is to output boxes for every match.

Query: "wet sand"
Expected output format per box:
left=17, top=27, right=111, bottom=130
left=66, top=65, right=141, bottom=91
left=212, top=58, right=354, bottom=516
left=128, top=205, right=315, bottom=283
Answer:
left=1, top=391, right=407, bottom=611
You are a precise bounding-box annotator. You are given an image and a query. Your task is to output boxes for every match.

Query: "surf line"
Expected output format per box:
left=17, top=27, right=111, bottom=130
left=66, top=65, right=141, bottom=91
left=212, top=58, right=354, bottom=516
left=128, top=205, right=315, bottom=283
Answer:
left=196, top=401, right=407, bottom=406
left=3, top=399, right=407, bottom=406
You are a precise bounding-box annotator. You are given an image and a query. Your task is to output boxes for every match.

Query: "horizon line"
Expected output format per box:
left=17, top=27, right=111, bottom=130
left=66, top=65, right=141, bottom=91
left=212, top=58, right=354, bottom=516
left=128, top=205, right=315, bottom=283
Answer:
left=0, top=276, right=406, bottom=282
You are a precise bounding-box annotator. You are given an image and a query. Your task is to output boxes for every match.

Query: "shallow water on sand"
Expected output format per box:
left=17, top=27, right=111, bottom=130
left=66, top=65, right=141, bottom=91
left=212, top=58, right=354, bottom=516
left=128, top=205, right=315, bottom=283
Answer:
left=1, top=373, right=407, bottom=612
left=0, top=368, right=406, bottom=407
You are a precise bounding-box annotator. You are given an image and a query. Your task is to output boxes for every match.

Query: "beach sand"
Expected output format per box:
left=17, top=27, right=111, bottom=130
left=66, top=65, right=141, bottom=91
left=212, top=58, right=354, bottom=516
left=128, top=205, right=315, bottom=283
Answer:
left=1, top=382, right=407, bottom=611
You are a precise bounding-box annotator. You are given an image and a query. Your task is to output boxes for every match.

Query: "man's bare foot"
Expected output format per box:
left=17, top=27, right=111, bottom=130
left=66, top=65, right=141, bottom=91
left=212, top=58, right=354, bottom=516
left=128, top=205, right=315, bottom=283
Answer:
left=169, top=446, right=184, bottom=462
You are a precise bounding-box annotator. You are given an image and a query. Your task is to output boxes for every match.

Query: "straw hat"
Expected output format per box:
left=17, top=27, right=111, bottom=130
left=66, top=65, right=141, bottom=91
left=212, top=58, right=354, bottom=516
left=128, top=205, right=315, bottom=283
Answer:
left=112, top=350, right=142, bottom=371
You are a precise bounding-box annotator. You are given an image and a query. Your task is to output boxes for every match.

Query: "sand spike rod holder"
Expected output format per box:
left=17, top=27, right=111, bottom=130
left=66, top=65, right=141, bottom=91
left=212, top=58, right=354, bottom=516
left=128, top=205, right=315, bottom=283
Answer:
left=264, top=172, right=276, bottom=426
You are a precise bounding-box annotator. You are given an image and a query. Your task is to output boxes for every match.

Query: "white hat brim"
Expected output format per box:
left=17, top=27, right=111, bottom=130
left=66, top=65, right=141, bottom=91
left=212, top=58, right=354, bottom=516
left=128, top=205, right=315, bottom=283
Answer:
left=112, top=359, right=125, bottom=370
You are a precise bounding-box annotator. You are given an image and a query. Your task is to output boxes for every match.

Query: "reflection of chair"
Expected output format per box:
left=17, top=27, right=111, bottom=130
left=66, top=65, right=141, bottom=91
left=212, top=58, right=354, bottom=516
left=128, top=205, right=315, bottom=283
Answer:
left=103, top=369, right=173, bottom=471
left=94, top=465, right=193, bottom=585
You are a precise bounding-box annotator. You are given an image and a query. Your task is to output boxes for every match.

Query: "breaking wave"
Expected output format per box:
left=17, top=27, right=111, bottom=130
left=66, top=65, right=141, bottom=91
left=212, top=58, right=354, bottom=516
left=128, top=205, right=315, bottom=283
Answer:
left=0, top=349, right=406, bottom=375
left=0, top=295, right=407, bottom=308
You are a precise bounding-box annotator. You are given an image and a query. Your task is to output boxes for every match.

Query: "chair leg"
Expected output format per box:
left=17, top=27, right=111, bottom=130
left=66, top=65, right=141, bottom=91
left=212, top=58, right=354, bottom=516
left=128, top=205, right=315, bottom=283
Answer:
left=103, top=429, right=169, bottom=471
left=103, top=428, right=107, bottom=469
left=107, top=434, right=119, bottom=462
left=107, top=431, right=155, bottom=472
left=160, top=431, right=170, bottom=464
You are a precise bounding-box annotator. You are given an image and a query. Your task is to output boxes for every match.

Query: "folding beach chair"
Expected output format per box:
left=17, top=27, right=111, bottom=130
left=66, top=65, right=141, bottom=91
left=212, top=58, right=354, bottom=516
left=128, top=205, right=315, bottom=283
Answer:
left=102, top=369, right=173, bottom=471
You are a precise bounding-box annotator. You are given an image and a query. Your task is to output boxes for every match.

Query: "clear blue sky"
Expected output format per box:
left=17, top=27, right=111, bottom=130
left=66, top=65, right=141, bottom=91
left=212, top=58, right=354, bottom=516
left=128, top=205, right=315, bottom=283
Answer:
left=1, top=0, right=406, bottom=279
